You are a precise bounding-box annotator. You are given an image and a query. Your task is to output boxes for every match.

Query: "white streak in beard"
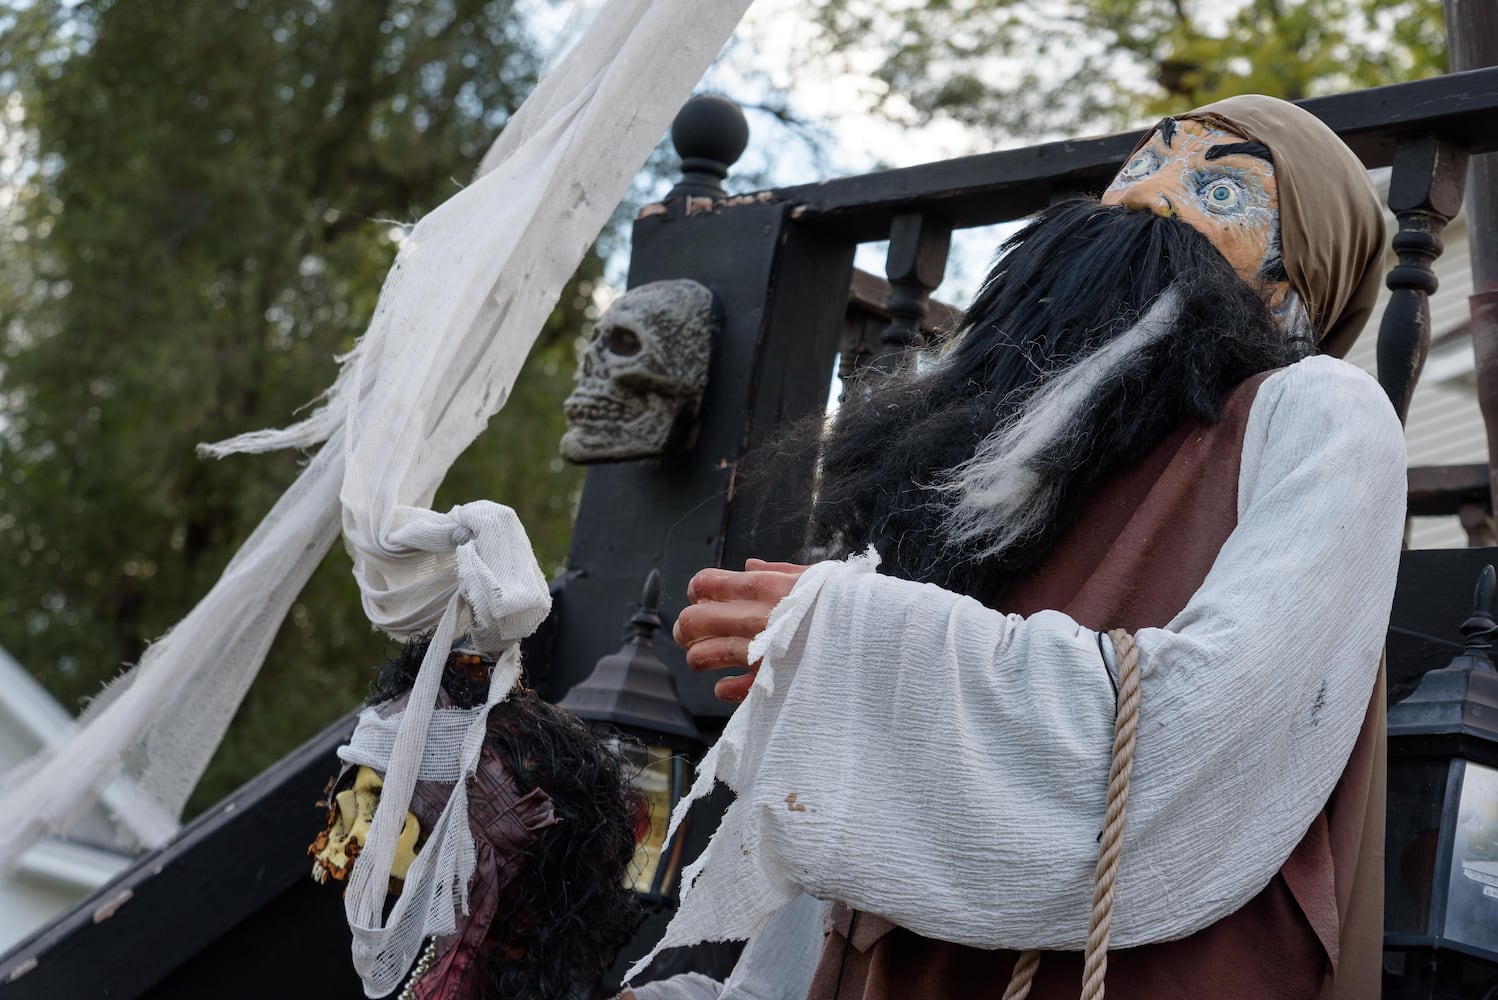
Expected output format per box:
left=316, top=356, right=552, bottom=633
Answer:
left=939, top=286, right=1184, bottom=561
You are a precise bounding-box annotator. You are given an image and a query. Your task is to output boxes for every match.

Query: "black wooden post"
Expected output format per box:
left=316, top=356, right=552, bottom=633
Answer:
left=871, top=211, right=951, bottom=369
left=1377, top=134, right=1469, bottom=422
left=548, top=95, right=855, bottom=985
left=542, top=97, right=855, bottom=723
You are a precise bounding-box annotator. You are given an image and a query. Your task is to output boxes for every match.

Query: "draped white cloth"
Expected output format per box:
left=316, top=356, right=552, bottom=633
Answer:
left=631, top=893, right=829, bottom=1000
left=629, top=356, right=1406, bottom=983
left=0, top=5, right=755, bottom=992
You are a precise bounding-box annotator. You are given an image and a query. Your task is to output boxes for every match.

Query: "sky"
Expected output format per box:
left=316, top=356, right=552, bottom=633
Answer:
left=527, top=0, right=1041, bottom=306
left=712, top=0, right=1021, bottom=305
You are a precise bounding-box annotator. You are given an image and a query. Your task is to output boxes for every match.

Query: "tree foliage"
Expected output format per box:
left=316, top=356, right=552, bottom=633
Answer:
left=807, top=0, right=1447, bottom=138
left=0, top=0, right=596, bottom=812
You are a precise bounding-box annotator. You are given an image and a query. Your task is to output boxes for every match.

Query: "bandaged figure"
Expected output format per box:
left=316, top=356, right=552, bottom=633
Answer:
left=312, top=640, right=643, bottom=1000
left=641, top=96, right=1399, bottom=999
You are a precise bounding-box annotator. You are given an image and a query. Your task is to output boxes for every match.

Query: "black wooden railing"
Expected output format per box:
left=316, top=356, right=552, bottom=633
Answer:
left=772, top=68, right=1498, bottom=425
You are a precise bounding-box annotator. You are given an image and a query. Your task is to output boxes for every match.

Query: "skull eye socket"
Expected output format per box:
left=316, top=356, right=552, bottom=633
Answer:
left=603, top=326, right=642, bottom=357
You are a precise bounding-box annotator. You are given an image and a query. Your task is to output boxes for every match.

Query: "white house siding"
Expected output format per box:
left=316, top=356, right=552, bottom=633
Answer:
left=1344, top=202, right=1479, bottom=550
left=0, top=649, right=138, bottom=955
left=0, top=877, right=80, bottom=955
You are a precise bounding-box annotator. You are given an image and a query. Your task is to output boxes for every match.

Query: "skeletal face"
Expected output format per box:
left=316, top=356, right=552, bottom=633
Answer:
left=561, top=279, right=717, bottom=464
left=309, top=765, right=421, bottom=884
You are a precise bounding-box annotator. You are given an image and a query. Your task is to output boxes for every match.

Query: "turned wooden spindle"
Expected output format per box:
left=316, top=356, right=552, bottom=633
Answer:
left=870, top=211, right=952, bottom=372
left=1377, top=134, right=1469, bottom=423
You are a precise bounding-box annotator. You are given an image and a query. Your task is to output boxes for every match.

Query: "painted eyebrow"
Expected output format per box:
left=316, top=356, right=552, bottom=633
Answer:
left=1154, top=117, right=1178, bottom=147
left=1204, top=141, right=1273, bottom=163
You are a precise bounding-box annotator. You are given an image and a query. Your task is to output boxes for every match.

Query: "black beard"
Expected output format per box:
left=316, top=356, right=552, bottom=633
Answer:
left=794, top=199, right=1305, bottom=609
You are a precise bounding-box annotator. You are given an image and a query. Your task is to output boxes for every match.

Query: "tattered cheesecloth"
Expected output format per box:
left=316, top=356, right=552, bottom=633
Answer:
left=314, top=686, right=559, bottom=999
left=312, top=641, right=642, bottom=1000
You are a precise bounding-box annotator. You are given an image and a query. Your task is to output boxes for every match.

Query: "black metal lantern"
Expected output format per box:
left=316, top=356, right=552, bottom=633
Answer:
left=558, top=569, right=703, bottom=904
left=1385, top=563, right=1498, bottom=999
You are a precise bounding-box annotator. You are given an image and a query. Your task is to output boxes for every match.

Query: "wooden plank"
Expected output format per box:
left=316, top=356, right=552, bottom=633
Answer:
left=0, top=712, right=358, bottom=999
left=770, top=67, right=1498, bottom=242
left=1408, top=463, right=1493, bottom=517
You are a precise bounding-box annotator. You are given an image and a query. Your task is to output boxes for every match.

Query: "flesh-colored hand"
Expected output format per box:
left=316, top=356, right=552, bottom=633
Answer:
left=673, top=558, right=810, bottom=702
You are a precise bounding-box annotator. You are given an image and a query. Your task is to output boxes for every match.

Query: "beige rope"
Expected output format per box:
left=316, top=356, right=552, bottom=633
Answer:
left=1081, top=629, right=1141, bottom=999
left=999, top=628, right=1141, bottom=1000
left=1002, top=948, right=1041, bottom=1000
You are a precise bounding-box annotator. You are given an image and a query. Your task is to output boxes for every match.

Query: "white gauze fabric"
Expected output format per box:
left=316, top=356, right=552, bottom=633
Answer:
left=628, top=893, right=829, bottom=1000
left=0, top=0, right=756, bottom=928
left=630, top=356, right=1406, bottom=976
left=335, top=506, right=549, bottom=998
left=336, top=669, right=515, bottom=986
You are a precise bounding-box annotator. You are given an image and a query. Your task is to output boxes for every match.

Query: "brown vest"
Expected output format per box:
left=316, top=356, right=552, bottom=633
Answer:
left=804, top=374, right=1386, bottom=1000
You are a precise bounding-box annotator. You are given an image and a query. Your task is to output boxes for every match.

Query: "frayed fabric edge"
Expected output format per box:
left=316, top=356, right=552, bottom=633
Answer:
left=625, top=549, right=881, bottom=984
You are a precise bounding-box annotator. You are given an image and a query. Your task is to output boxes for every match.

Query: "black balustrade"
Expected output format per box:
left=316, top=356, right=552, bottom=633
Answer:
left=1378, top=135, right=1470, bottom=422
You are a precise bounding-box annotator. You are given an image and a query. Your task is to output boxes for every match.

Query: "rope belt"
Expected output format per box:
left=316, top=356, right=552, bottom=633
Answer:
left=1002, top=628, right=1141, bottom=1000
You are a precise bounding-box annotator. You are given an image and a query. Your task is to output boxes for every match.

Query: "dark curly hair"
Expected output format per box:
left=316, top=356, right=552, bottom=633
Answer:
left=367, top=636, right=644, bottom=1000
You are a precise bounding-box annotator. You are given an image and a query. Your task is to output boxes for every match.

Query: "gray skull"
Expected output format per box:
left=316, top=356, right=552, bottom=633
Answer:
left=561, top=279, right=717, bottom=464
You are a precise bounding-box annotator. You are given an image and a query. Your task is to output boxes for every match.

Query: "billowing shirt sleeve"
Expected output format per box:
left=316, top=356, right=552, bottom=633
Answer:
left=629, top=355, right=1405, bottom=979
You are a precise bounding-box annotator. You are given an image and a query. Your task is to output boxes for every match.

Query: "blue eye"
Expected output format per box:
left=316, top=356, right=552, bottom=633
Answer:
left=1119, top=152, right=1157, bottom=180
left=1204, top=180, right=1240, bottom=209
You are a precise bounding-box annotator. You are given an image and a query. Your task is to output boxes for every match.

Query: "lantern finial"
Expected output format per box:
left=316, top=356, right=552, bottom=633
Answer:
left=631, top=569, right=664, bottom=642
left=1459, top=563, right=1498, bottom=670
left=556, top=569, right=700, bottom=745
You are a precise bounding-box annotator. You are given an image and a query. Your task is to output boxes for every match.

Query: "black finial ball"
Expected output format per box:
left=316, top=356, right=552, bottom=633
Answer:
left=671, top=95, right=749, bottom=184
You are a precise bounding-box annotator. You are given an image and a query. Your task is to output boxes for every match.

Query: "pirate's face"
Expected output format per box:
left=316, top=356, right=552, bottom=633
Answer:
left=1102, top=119, right=1287, bottom=306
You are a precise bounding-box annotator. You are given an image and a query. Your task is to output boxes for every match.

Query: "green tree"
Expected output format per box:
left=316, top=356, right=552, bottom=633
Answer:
left=0, top=0, right=598, bottom=812
left=806, top=0, right=1447, bottom=139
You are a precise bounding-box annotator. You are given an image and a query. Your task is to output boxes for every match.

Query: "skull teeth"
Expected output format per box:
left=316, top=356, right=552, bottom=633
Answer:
left=563, top=392, right=641, bottom=423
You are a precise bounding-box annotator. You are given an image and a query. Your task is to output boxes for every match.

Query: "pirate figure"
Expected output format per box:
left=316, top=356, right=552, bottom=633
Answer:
left=639, top=95, right=1398, bottom=999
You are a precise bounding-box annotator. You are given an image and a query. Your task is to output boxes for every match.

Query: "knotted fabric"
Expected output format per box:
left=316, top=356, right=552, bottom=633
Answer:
left=0, top=5, right=758, bottom=980
left=337, top=503, right=548, bottom=996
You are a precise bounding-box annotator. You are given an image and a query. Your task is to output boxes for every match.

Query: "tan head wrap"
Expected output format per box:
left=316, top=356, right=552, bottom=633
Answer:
left=1130, top=95, right=1385, bottom=357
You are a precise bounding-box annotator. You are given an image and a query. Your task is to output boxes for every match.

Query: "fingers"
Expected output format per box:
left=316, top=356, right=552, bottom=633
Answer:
left=714, top=669, right=757, bottom=703
left=673, top=559, right=807, bottom=706
left=681, top=634, right=757, bottom=673
left=686, top=567, right=802, bottom=605
left=744, top=558, right=811, bottom=574
left=673, top=600, right=769, bottom=650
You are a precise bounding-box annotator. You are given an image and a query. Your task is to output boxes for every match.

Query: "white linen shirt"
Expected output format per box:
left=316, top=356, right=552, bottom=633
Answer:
left=628, top=355, right=1406, bottom=998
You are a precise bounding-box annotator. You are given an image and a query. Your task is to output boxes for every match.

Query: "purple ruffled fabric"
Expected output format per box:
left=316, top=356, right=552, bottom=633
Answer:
left=398, top=691, right=560, bottom=1000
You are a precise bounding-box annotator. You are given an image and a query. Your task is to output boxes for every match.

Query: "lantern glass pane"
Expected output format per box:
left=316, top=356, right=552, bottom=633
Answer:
left=624, top=742, right=676, bottom=894
left=1385, top=758, right=1451, bottom=936
left=1441, top=760, right=1498, bottom=956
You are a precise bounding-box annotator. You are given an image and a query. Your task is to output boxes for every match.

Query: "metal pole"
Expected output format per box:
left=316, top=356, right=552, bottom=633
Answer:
left=1445, top=1, right=1498, bottom=538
